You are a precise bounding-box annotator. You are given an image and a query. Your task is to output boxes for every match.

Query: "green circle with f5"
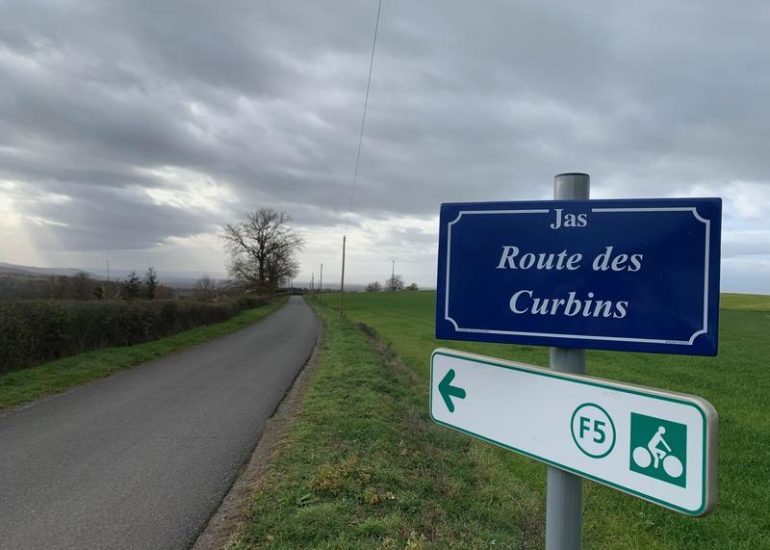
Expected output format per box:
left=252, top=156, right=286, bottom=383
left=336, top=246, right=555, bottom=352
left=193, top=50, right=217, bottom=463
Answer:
left=570, top=403, right=616, bottom=459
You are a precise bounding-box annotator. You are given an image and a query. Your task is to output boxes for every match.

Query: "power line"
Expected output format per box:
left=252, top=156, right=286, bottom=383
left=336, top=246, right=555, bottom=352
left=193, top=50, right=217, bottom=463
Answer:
left=347, top=0, right=383, bottom=219
left=341, top=0, right=383, bottom=317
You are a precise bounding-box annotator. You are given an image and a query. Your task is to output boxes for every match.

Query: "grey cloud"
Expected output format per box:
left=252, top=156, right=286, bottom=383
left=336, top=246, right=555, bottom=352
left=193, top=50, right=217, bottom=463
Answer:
left=1, top=0, right=769, bottom=289
left=23, top=185, right=216, bottom=251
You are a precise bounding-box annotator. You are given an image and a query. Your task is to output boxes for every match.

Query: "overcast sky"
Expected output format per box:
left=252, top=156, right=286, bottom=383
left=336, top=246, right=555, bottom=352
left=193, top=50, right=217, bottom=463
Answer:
left=1, top=0, right=769, bottom=292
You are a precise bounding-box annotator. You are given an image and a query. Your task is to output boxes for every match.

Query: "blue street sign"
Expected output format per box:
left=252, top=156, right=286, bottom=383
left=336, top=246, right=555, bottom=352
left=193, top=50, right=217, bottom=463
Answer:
left=435, top=198, right=722, bottom=355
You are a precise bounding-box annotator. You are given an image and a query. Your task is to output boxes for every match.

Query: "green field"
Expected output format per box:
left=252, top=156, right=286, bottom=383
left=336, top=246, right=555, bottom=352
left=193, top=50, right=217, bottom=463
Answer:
left=720, top=293, right=770, bottom=311
left=232, top=292, right=770, bottom=549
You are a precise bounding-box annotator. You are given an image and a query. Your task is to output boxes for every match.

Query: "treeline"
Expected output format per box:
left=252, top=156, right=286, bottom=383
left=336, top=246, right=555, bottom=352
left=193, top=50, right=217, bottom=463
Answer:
left=365, top=275, right=419, bottom=292
left=0, top=268, right=173, bottom=301
left=0, top=295, right=266, bottom=374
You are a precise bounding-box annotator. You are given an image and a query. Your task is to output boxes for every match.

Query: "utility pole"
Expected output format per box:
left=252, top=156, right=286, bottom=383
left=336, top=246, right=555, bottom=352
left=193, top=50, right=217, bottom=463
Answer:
left=311, top=272, right=314, bottom=294
left=340, top=236, right=346, bottom=316
left=390, top=257, right=396, bottom=290
left=319, top=263, right=323, bottom=295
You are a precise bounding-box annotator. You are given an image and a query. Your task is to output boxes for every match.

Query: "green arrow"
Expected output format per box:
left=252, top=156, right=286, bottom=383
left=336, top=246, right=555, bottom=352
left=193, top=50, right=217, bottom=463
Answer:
left=438, top=368, right=466, bottom=413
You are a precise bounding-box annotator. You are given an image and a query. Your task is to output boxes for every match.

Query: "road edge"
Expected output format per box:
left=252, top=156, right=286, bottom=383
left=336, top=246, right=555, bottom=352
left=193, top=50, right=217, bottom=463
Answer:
left=0, top=299, right=289, bottom=415
left=190, top=303, right=322, bottom=550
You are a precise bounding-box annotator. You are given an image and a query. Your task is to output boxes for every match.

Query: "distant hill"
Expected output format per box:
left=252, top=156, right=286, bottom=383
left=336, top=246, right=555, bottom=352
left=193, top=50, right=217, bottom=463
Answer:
left=0, top=262, right=91, bottom=278
left=0, top=262, right=226, bottom=289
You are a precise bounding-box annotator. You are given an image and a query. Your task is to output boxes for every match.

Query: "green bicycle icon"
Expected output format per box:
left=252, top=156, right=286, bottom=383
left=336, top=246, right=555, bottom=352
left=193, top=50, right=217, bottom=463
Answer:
left=631, top=425, right=684, bottom=479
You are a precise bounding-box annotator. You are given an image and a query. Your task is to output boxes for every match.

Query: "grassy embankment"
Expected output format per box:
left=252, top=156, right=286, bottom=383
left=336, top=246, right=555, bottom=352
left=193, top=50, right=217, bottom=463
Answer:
left=0, top=298, right=286, bottom=411
left=230, top=292, right=769, bottom=549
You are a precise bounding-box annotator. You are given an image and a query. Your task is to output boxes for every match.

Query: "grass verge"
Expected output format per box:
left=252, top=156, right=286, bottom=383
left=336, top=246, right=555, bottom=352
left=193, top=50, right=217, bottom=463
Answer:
left=0, top=298, right=286, bottom=411
left=228, top=297, right=544, bottom=549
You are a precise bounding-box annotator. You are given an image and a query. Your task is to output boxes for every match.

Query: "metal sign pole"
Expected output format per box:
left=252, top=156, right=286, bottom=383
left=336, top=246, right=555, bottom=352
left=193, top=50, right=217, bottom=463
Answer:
left=546, top=172, right=589, bottom=550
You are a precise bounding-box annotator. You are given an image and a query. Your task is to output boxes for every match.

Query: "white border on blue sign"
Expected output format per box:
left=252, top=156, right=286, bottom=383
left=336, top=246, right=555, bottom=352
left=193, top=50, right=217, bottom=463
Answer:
left=444, top=207, right=710, bottom=347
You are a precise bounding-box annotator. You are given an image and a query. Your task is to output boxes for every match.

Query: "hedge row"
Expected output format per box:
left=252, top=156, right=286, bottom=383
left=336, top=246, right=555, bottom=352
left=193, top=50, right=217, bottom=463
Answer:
left=0, top=297, right=267, bottom=374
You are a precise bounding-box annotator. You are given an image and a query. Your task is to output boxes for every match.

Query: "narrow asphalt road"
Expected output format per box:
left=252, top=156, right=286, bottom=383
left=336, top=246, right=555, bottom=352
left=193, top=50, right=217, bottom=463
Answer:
left=0, top=296, right=318, bottom=550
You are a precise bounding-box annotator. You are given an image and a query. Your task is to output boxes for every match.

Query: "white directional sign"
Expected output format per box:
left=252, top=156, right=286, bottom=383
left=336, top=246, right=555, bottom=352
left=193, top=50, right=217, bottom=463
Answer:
left=430, top=348, right=718, bottom=516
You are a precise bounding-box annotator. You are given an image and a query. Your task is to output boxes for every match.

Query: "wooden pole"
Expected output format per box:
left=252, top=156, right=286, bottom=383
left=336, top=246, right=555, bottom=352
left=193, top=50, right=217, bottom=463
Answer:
left=340, top=235, right=346, bottom=316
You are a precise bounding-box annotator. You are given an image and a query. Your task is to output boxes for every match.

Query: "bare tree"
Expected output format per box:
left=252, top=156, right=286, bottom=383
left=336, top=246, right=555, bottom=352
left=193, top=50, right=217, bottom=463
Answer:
left=47, top=272, right=94, bottom=300
left=366, top=281, right=382, bottom=292
left=121, top=271, right=142, bottom=300
left=222, top=209, right=304, bottom=295
left=144, top=267, right=158, bottom=300
left=384, top=274, right=405, bottom=292
left=194, top=275, right=217, bottom=301
left=93, top=285, right=105, bottom=300
left=71, top=272, right=93, bottom=300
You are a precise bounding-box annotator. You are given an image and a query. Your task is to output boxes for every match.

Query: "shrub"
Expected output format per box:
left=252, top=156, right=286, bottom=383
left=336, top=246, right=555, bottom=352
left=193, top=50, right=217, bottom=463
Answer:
left=0, top=297, right=268, bottom=374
